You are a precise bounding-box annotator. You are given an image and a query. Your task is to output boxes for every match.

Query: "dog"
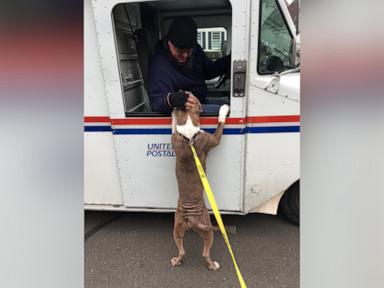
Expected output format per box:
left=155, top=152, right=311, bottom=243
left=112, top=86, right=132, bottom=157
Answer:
left=170, top=101, right=230, bottom=271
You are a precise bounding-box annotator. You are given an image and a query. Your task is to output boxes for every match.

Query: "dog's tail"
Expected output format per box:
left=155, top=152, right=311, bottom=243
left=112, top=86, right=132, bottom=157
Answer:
left=187, top=216, right=212, bottom=232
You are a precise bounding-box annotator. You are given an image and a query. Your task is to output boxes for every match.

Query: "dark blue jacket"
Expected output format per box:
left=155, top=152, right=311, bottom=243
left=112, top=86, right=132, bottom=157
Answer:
left=148, top=39, right=231, bottom=113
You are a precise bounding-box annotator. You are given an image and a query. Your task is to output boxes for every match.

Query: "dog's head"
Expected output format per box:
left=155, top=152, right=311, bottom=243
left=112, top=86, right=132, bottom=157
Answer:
left=174, top=100, right=202, bottom=140
left=175, top=100, right=202, bottom=125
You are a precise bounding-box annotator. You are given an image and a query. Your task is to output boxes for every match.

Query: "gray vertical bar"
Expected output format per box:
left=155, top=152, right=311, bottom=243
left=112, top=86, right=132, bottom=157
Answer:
left=202, top=32, right=206, bottom=49
left=208, top=32, right=212, bottom=50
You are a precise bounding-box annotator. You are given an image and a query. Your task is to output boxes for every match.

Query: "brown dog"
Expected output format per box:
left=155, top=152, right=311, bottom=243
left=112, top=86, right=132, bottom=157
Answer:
left=171, top=101, right=230, bottom=271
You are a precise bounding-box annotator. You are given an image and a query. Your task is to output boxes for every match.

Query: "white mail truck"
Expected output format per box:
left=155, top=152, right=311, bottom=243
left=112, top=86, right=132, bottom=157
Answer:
left=84, top=0, right=300, bottom=224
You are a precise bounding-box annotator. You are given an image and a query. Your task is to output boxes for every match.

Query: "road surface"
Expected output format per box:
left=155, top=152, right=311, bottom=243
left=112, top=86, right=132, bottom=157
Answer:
left=85, top=211, right=299, bottom=288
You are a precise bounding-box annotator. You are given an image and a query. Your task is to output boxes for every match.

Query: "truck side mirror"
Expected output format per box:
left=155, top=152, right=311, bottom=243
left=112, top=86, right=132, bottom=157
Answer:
left=290, top=37, right=300, bottom=66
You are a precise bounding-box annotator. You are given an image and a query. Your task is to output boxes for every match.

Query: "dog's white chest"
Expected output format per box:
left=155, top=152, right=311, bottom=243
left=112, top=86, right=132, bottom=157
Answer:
left=176, top=114, right=200, bottom=140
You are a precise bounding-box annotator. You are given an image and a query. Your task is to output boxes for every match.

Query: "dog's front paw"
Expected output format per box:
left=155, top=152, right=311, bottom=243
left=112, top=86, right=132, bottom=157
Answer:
left=218, top=104, right=230, bottom=123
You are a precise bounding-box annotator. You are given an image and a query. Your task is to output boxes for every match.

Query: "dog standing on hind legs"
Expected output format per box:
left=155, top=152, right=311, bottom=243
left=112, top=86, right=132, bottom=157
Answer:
left=170, top=101, right=230, bottom=271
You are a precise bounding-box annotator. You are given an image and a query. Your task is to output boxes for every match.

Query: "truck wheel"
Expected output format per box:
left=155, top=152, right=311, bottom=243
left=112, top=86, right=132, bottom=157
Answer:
left=279, top=180, right=300, bottom=225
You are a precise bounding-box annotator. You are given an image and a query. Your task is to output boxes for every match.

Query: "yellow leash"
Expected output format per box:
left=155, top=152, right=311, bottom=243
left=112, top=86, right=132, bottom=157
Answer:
left=190, top=144, right=247, bottom=288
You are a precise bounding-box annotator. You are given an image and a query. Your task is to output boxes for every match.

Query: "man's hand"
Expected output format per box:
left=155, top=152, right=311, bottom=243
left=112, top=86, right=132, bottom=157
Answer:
left=184, top=91, right=199, bottom=110
left=167, top=91, right=199, bottom=110
left=168, top=91, right=189, bottom=109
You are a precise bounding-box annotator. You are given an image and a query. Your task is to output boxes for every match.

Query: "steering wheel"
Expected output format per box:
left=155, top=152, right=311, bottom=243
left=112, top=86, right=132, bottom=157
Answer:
left=214, top=73, right=228, bottom=89
left=214, top=52, right=231, bottom=89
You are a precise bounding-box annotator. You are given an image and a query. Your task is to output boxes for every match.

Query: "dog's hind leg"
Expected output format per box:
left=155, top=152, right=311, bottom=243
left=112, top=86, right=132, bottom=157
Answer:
left=197, top=209, right=220, bottom=271
left=171, top=211, right=188, bottom=267
left=198, top=229, right=220, bottom=271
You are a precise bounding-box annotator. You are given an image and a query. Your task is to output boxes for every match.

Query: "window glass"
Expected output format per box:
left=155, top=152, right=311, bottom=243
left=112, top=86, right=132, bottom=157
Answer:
left=197, top=27, right=227, bottom=61
left=197, top=32, right=202, bottom=46
left=258, top=0, right=294, bottom=74
left=211, top=32, right=222, bottom=49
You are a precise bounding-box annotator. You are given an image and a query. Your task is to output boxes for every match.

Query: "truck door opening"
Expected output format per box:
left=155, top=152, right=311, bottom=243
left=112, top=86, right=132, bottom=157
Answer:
left=111, top=0, right=232, bottom=116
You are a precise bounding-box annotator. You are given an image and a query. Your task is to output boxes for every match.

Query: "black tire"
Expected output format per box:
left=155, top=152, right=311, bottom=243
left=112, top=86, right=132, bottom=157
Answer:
left=278, top=180, right=300, bottom=225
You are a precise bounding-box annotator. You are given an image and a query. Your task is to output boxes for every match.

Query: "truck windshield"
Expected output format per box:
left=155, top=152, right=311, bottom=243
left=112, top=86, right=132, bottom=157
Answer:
left=258, top=0, right=295, bottom=74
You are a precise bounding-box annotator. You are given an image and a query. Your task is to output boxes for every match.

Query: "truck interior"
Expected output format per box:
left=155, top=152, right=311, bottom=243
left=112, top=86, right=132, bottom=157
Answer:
left=111, top=0, right=232, bottom=116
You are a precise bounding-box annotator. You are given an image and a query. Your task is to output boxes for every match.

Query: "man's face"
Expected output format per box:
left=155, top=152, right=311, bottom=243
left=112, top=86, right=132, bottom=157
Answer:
left=168, top=41, right=193, bottom=64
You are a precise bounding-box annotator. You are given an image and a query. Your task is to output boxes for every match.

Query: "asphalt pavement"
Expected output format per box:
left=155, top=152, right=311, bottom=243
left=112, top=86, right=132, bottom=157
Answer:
left=85, top=211, right=299, bottom=288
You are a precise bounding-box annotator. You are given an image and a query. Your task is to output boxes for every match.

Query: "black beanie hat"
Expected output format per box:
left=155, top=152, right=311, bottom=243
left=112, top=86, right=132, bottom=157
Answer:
left=167, top=16, right=197, bottom=49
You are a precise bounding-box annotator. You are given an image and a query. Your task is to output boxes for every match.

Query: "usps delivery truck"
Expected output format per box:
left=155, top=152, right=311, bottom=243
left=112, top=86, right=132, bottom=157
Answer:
left=84, top=0, right=300, bottom=224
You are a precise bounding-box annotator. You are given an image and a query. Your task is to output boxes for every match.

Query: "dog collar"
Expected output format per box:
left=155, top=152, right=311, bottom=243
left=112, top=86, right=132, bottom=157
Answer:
left=177, top=131, right=199, bottom=145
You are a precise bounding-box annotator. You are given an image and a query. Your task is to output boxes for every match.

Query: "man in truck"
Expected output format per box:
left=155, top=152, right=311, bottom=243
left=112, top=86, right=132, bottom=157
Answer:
left=149, top=16, right=231, bottom=114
